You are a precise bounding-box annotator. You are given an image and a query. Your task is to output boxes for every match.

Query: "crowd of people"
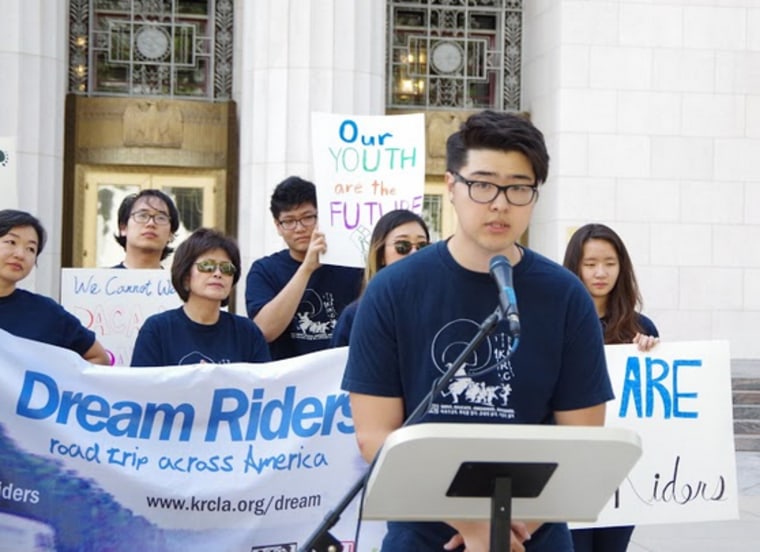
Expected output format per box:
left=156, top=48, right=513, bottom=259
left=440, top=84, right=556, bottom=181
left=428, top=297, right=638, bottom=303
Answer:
left=0, top=110, right=660, bottom=552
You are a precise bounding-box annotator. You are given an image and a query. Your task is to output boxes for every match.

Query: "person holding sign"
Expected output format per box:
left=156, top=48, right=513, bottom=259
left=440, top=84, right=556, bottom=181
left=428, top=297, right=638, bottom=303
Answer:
left=0, top=209, right=110, bottom=365
left=131, top=228, right=270, bottom=366
left=342, top=111, right=612, bottom=551
left=113, top=189, right=180, bottom=269
left=330, top=209, right=430, bottom=347
left=244, top=176, right=362, bottom=360
left=563, top=222, right=659, bottom=552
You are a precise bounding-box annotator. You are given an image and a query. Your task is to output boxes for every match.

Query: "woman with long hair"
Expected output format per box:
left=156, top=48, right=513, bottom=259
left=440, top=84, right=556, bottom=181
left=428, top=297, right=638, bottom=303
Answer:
left=563, top=222, right=658, bottom=551
left=331, top=209, right=430, bottom=347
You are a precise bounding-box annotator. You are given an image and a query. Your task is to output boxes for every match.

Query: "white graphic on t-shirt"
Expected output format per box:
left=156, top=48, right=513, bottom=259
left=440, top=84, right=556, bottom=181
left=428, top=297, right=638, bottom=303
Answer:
left=431, top=318, right=516, bottom=411
left=178, top=351, right=230, bottom=365
left=442, top=376, right=513, bottom=407
left=291, top=288, right=337, bottom=341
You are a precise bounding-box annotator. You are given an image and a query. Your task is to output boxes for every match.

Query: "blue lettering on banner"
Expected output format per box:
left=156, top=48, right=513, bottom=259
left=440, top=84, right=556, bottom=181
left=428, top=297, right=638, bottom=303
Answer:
left=204, top=386, right=354, bottom=442
left=243, top=444, right=329, bottom=474
left=15, top=371, right=195, bottom=441
left=619, top=357, right=701, bottom=419
left=15, top=371, right=354, bottom=444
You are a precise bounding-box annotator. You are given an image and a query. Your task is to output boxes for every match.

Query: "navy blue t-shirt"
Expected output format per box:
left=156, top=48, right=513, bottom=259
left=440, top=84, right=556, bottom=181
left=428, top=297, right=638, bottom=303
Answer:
left=245, top=250, right=362, bottom=360
left=635, top=313, right=658, bottom=338
left=330, top=299, right=359, bottom=348
left=342, top=242, right=613, bottom=551
left=131, top=307, right=271, bottom=367
left=0, top=289, right=96, bottom=356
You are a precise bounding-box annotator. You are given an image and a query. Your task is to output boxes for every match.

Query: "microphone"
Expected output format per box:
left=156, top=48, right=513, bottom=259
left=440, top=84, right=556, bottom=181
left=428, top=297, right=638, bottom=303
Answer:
left=489, top=255, right=521, bottom=346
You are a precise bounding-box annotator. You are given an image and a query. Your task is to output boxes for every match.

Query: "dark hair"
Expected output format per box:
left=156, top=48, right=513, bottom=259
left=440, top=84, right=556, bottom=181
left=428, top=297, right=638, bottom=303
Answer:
left=365, top=210, right=430, bottom=288
left=114, top=189, right=180, bottom=260
left=446, top=110, right=550, bottom=185
left=171, top=228, right=241, bottom=307
left=563, top=223, right=643, bottom=344
left=269, top=176, right=317, bottom=219
left=0, top=209, right=47, bottom=256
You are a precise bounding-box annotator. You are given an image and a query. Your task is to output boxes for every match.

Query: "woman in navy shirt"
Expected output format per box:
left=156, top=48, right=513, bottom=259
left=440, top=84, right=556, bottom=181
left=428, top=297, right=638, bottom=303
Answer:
left=563, top=222, right=659, bottom=552
left=132, top=228, right=270, bottom=366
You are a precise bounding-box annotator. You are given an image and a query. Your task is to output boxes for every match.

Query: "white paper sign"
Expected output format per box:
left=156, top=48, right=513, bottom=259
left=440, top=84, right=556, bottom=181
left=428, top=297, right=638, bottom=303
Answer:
left=574, top=340, right=739, bottom=528
left=60, top=268, right=183, bottom=366
left=311, top=112, right=426, bottom=267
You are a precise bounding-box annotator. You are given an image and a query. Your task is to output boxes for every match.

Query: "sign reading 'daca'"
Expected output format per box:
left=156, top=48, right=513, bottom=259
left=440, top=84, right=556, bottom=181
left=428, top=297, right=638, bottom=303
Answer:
left=60, top=268, right=183, bottom=366
left=311, top=112, right=426, bottom=267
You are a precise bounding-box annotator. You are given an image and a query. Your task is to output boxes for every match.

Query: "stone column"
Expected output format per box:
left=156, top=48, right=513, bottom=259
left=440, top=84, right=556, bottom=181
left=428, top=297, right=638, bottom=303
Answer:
left=233, top=0, right=386, bottom=311
left=0, top=0, right=68, bottom=297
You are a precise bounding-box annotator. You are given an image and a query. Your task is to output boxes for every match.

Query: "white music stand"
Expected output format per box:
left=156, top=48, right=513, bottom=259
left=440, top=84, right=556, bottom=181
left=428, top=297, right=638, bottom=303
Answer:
left=362, top=423, right=641, bottom=550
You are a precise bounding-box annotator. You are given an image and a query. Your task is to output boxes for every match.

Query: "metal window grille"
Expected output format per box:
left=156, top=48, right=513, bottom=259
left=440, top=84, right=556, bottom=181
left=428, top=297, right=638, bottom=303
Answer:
left=69, top=0, right=233, bottom=100
left=387, top=0, right=522, bottom=111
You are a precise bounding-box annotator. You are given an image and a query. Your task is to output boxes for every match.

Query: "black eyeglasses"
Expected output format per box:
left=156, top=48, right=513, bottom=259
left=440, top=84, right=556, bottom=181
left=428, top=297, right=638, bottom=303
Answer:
left=392, top=240, right=429, bottom=255
left=130, top=210, right=172, bottom=225
left=278, top=214, right=318, bottom=231
left=195, top=260, right=237, bottom=276
left=450, top=171, right=538, bottom=206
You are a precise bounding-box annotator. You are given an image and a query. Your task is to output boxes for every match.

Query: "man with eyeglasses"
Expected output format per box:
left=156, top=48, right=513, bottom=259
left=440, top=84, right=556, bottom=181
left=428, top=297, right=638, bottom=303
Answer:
left=245, top=176, right=363, bottom=360
left=112, top=189, right=180, bottom=269
left=342, top=111, right=612, bottom=551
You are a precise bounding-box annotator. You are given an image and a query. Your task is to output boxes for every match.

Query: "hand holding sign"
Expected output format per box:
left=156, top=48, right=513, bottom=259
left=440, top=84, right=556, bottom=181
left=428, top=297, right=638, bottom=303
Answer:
left=312, top=113, right=426, bottom=267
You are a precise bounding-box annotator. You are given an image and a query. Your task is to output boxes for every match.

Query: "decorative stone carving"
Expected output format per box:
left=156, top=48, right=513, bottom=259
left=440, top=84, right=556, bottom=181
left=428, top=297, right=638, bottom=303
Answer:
left=123, top=101, right=183, bottom=148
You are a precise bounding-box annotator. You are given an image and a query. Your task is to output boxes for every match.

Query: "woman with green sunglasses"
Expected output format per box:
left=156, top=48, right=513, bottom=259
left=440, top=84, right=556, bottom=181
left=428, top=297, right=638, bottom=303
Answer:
left=131, top=228, right=271, bottom=367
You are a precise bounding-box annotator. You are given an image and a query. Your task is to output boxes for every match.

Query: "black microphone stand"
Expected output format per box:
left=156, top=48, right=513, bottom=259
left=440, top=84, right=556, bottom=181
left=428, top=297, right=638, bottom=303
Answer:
left=299, top=307, right=505, bottom=552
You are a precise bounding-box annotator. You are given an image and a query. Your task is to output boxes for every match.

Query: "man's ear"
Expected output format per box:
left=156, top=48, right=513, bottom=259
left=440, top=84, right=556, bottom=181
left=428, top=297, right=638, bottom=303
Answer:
left=118, top=224, right=127, bottom=237
left=445, top=171, right=456, bottom=201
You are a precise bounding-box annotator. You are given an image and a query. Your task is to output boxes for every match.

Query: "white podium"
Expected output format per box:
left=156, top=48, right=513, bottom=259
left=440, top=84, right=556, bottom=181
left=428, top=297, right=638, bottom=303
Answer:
left=362, top=423, right=642, bottom=550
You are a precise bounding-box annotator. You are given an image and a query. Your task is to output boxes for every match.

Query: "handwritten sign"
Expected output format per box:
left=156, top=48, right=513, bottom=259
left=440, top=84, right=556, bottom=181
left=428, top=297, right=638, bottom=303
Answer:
left=311, top=112, right=426, bottom=267
left=60, top=268, right=183, bottom=366
left=574, top=340, right=739, bottom=528
left=0, top=136, right=17, bottom=210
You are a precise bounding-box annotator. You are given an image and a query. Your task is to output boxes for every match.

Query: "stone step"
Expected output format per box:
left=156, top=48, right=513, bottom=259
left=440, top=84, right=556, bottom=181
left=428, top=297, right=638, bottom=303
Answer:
left=734, top=405, right=760, bottom=420
left=734, top=435, right=760, bottom=452
left=732, top=389, right=760, bottom=405
left=735, top=419, right=760, bottom=435
left=732, top=377, right=760, bottom=391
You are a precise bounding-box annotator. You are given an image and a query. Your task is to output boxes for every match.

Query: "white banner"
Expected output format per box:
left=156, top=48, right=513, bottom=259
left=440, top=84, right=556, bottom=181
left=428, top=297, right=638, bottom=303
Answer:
left=0, top=137, right=17, bottom=210
left=577, top=340, right=739, bottom=527
left=60, top=269, right=183, bottom=366
left=0, top=333, right=738, bottom=551
left=311, top=112, right=426, bottom=267
left=0, top=330, right=380, bottom=551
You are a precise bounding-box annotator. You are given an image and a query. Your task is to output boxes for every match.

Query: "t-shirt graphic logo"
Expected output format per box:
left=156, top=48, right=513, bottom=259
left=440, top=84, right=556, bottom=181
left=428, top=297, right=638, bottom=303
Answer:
left=178, top=351, right=221, bottom=365
left=430, top=318, right=516, bottom=413
left=292, top=289, right=337, bottom=341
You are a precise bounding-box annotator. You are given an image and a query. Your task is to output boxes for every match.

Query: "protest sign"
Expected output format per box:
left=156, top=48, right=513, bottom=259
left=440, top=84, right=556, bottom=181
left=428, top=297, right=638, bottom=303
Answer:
left=0, top=331, right=377, bottom=551
left=575, top=340, right=739, bottom=528
left=0, top=334, right=738, bottom=551
left=311, top=112, right=426, bottom=267
left=60, top=268, right=183, bottom=366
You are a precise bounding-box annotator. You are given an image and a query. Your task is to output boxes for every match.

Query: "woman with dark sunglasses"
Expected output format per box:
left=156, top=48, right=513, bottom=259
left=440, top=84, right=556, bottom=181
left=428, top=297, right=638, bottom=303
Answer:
left=131, top=228, right=271, bottom=367
left=331, top=210, right=430, bottom=347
